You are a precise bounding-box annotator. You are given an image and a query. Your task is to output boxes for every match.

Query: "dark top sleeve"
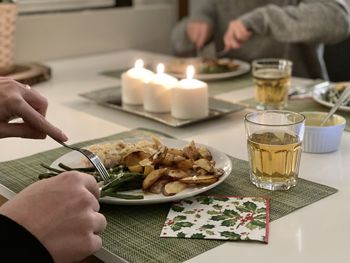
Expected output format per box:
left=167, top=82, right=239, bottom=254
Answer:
left=0, top=214, right=54, bottom=262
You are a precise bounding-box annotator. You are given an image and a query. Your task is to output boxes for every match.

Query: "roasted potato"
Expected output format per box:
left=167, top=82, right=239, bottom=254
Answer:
left=142, top=168, right=167, bottom=190
left=180, top=175, right=218, bottom=185
left=162, top=181, right=188, bottom=196
left=149, top=179, right=170, bottom=194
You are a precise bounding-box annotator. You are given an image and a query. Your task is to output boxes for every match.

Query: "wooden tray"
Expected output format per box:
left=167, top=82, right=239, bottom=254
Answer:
left=2, top=63, right=51, bottom=86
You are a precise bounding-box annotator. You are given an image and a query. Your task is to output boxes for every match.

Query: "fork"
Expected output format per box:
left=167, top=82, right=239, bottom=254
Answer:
left=55, top=140, right=112, bottom=183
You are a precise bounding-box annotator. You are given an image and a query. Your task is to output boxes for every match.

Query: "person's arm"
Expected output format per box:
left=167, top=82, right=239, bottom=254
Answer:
left=0, top=214, right=54, bottom=262
left=171, top=0, right=216, bottom=55
left=239, top=0, right=350, bottom=44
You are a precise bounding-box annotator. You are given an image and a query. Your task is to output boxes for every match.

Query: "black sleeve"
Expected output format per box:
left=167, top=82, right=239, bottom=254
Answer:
left=0, top=214, right=54, bottom=262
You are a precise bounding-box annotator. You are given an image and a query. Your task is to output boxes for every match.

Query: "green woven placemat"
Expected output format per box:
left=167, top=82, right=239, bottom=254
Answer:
left=241, top=97, right=350, bottom=132
left=0, top=128, right=337, bottom=263
left=100, top=69, right=251, bottom=96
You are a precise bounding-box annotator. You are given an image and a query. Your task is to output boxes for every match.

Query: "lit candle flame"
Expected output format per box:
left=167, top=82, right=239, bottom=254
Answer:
left=135, top=59, right=144, bottom=69
left=157, top=63, right=165, bottom=75
left=186, top=65, right=195, bottom=80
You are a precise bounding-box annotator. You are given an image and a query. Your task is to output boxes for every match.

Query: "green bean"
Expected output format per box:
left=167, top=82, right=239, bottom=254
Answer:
left=101, top=192, right=144, bottom=199
left=58, top=163, right=96, bottom=172
left=102, top=173, right=144, bottom=191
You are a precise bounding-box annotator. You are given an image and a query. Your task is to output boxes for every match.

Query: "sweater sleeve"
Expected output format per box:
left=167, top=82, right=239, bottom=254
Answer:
left=171, top=0, right=217, bottom=56
left=0, top=214, right=54, bottom=263
left=239, top=0, right=350, bottom=44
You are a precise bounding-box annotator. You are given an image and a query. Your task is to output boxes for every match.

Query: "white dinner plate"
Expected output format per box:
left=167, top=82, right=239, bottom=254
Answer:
left=312, top=83, right=350, bottom=112
left=166, top=59, right=251, bottom=81
left=50, top=137, right=232, bottom=205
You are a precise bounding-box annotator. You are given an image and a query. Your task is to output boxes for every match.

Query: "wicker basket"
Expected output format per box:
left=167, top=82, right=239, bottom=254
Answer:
left=0, top=3, right=17, bottom=75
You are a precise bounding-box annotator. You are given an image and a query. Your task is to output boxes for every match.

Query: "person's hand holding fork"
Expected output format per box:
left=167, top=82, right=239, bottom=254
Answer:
left=0, top=77, right=107, bottom=262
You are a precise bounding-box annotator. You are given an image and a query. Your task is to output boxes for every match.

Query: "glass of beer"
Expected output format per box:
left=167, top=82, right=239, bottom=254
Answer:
left=252, top=59, right=292, bottom=110
left=244, top=110, right=305, bottom=190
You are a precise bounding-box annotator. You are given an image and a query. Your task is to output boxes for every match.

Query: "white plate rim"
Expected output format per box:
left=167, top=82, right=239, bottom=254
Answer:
left=312, top=83, right=350, bottom=112
left=50, top=137, right=232, bottom=205
left=167, top=59, right=250, bottom=81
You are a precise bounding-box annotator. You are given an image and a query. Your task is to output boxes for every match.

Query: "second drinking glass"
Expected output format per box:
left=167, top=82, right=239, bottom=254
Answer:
left=252, top=58, right=292, bottom=110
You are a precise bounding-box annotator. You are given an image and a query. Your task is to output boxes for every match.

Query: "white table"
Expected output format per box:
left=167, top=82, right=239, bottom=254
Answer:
left=1, top=50, right=349, bottom=263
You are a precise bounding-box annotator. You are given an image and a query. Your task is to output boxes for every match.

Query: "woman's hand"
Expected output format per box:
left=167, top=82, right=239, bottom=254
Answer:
left=0, top=171, right=107, bottom=263
left=224, top=20, right=252, bottom=50
left=187, top=21, right=213, bottom=49
left=0, top=77, right=67, bottom=141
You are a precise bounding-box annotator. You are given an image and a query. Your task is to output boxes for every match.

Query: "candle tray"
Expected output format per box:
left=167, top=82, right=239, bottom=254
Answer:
left=80, top=86, right=244, bottom=127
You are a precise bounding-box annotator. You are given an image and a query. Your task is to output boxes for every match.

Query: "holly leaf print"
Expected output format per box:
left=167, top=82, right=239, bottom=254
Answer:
left=257, top=208, right=266, bottom=214
left=222, top=218, right=238, bottom=227
left=171, top=222, right=194, bottom=232
left=237, top=201, right=257, bottom=212
left=243, top=201, right=258, bottom=211
left=207, top=210, right=221, bottom=215
left=171, top=205, right=184, bottom=212
left=173, top=215, right=187, bottom=222
left=246, top=220, right=266, bottom=230
left=191, top=233, right=206, bottom=239
left=254, top=213, right=267, bottom=220
left=200, top=224, right=215, bottom=230
left=177, top=232, right=186, bottom=238
left=223, top=209, right=239, bottom=217
left=212, top=204, right=223, bottom=210
left=213, top=197, right=229, bottom=202
left=220, top=231, right=241, bottom=240
left=196, top=196, right=214, bottom=205
left=210, top=215, right=229, bottom=221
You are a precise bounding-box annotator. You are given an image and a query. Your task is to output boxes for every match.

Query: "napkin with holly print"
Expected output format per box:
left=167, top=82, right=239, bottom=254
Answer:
left=161, top=196, right=269, bottom=243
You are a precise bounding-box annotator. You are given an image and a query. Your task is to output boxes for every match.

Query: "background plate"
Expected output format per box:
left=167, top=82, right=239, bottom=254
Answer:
left=166, top=59, right=250, bottom=81
left=312, top=83, right=350, bottom=112
left=50, top=137, right=233, bottom=205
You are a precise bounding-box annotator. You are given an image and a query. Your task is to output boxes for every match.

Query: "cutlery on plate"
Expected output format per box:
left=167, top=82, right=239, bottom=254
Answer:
left=288, top=80, right=330, bottom=98
left=321, top=84, right=350, bottom=126
left=54, top=139, right=112, bottom=183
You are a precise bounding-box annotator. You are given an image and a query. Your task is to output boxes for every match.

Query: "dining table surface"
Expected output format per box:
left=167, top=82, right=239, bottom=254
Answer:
left=0, top=49, right=349, bottom=263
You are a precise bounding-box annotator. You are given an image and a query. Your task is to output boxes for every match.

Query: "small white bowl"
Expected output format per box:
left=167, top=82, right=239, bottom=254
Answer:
left=301, top=112, right=346, bottom=153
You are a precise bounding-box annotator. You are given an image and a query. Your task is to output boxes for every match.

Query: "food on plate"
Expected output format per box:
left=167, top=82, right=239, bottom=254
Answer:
left=39, top=137, right=225, bottom=199
left=166, top=58, right=240, bottom=75
left=322, top=82, right=350, bottom=106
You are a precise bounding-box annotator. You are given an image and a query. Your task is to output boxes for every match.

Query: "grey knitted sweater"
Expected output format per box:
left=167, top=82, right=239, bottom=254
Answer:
left=171, top=0, right=350, bottom=79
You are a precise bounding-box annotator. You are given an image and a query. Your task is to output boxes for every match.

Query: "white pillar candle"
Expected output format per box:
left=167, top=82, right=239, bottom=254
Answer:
left=171, top=65, right=209, bottom=119
left=144, top=63, right=178, bottom=113
left=121, top=59, right=154, bottom=105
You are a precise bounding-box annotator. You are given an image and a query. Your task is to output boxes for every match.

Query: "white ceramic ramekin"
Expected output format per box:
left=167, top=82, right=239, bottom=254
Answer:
left=301, top=112, right=346, bottom=153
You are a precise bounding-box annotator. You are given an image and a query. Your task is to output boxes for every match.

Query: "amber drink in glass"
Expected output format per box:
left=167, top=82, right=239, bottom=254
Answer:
left=252, top=59, right=292, bottom=110
left=244, top=110, right=305, bottom=190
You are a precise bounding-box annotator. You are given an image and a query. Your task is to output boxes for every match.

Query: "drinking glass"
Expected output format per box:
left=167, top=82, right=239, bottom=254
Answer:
left=252, top=59, right=293, bottom=110
left=244, top=110, right=305, bottom=190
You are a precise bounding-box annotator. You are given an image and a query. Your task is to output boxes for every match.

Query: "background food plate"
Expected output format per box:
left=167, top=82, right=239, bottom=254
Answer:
left=50, top=137, right=233, bottom=205
left=312, top=83, right=350, bottom=112
left=166, top=59, right=251, bottom=81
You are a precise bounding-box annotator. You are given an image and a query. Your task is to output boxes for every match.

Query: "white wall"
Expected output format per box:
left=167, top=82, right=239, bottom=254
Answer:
left=14, top=3, right=178, bottom=63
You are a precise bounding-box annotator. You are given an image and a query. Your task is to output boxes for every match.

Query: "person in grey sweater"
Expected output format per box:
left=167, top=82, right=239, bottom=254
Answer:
left=171, top=0, right=350, bottom=79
